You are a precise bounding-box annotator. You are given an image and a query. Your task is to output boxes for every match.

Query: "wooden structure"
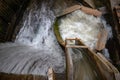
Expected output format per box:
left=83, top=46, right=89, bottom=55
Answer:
left=57, top=5, right=102, bottom=17
left=0, top=0, right=29, bottom=42
left=54, top=5, right=120, bottom=79
left=65, top=38, right=120, bottom=80
left=0, top=72, right=47, bottom=80
left=109, top=0, right=120, bottom=39
left=48, top=68, right=56, bottom=80
left=106, top=0, right=120, bottom=65
left=96, top=29, right=108, bottom=51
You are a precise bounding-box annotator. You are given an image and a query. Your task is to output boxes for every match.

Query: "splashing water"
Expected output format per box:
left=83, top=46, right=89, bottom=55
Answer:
left=58, top=10, right=112, bottom=49
left=0, top=0, right=72, bottom=75
left=68, top=48, right=102, bottom=80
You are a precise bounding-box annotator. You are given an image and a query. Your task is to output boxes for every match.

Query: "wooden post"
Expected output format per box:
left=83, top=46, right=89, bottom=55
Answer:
left=48, top=68, right=55, bottom=80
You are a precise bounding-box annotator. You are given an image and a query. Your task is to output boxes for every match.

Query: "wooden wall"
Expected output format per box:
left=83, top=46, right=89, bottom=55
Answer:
left=0, top=0, right=30, bottom=42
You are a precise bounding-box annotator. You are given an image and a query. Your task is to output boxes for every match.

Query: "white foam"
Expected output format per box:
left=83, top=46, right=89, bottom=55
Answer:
left=59, top=10, right=105, bottom=49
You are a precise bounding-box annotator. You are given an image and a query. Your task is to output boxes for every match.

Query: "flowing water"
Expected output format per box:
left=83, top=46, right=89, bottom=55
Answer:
left=67, top=48, right=102, bottom=80
left=0, top=0, right=76, bottom=75
left=0, top=0, right=112, bottom=79
left=58, top=10, right=112, bottom=49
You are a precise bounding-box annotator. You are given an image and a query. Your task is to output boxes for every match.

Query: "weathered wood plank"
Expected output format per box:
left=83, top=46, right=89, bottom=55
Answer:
left=57, top=5, right=102, bottom=17
left=96, top=29, right=108, bottom=51
left=0, top=72, right=47, bottom=80
left=114, top=6, right=120, bottom=24
left=57, top=5, right=82, bottom=17
left=65, top=39, right=74, bottom=80
left=48, top=68, right=56, bottom=80
left=80, top=5, right=102, bottom=16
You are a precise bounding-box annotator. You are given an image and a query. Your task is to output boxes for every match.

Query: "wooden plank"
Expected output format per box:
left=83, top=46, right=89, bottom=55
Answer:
left=57, top=5, right=102, bottom=17
left=65, top=39, right=74, bottom=80
left=65, top=48, right=74, bottom=80
left=66, top=45, right=88, bottom=48
left=48, top=68, right=55, bottom=80
left=96, top=29, right=108, bottom=51
left=57, top=5, right=82, bottom=17
left=64, top=38, right=120, bottom=80
left=109, top=0, right=120, bottom=33
left=80, top=5, right=102, bottom=17
left=115, top=6, right=120, bottom=24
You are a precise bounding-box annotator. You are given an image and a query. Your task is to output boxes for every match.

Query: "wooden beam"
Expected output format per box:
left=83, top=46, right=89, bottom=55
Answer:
left=96, top=29, right=108, bottom=51
left=57, top=5, right=102, bottom=17
left=83, top=0, right=95, bottom=8
left=48, top=68, right=56, bottom=80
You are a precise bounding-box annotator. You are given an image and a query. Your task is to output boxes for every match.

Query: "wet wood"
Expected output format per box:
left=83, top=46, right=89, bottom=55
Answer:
left=108, top=0, right=120, bottom=64
left=0, top=0, right=29, bottom=42
left=65, top=38, right=120, bottom=80
left=48, top=68, right=56, bottom=80
left=80, top=5, right=102, bottom=16
left=114, top=6, right=120, bottom=24
left=66, top=45, right=88, bottom=48
left=109, top=0, right=120, bottom=34
left=78, top=39, right=120, bottom=80
left=57, top=5, right=102, bottom=17
left=96, top=29, right=108, bottom=51
left=57, top=5, right=81, bottom=17
left=65, top=39, right=74, bottom=80
left=0, top=72, right=47, bottom=80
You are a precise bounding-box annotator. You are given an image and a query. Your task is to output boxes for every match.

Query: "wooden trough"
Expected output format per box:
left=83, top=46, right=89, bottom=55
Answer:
left=64, top=38, right=120, bottom=80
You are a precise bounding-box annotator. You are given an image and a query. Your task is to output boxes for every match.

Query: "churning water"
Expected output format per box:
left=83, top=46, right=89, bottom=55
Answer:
left=67, top=48, right=102, bottom=80
left=57, top=9, right=112, bottom=80
left=58, top=10, right=112, bottom=49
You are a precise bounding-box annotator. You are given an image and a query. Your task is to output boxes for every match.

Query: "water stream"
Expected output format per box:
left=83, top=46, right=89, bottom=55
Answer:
left=68, top=48, right=102, bottom=80
left=0, top=0, right=77, bottom=75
